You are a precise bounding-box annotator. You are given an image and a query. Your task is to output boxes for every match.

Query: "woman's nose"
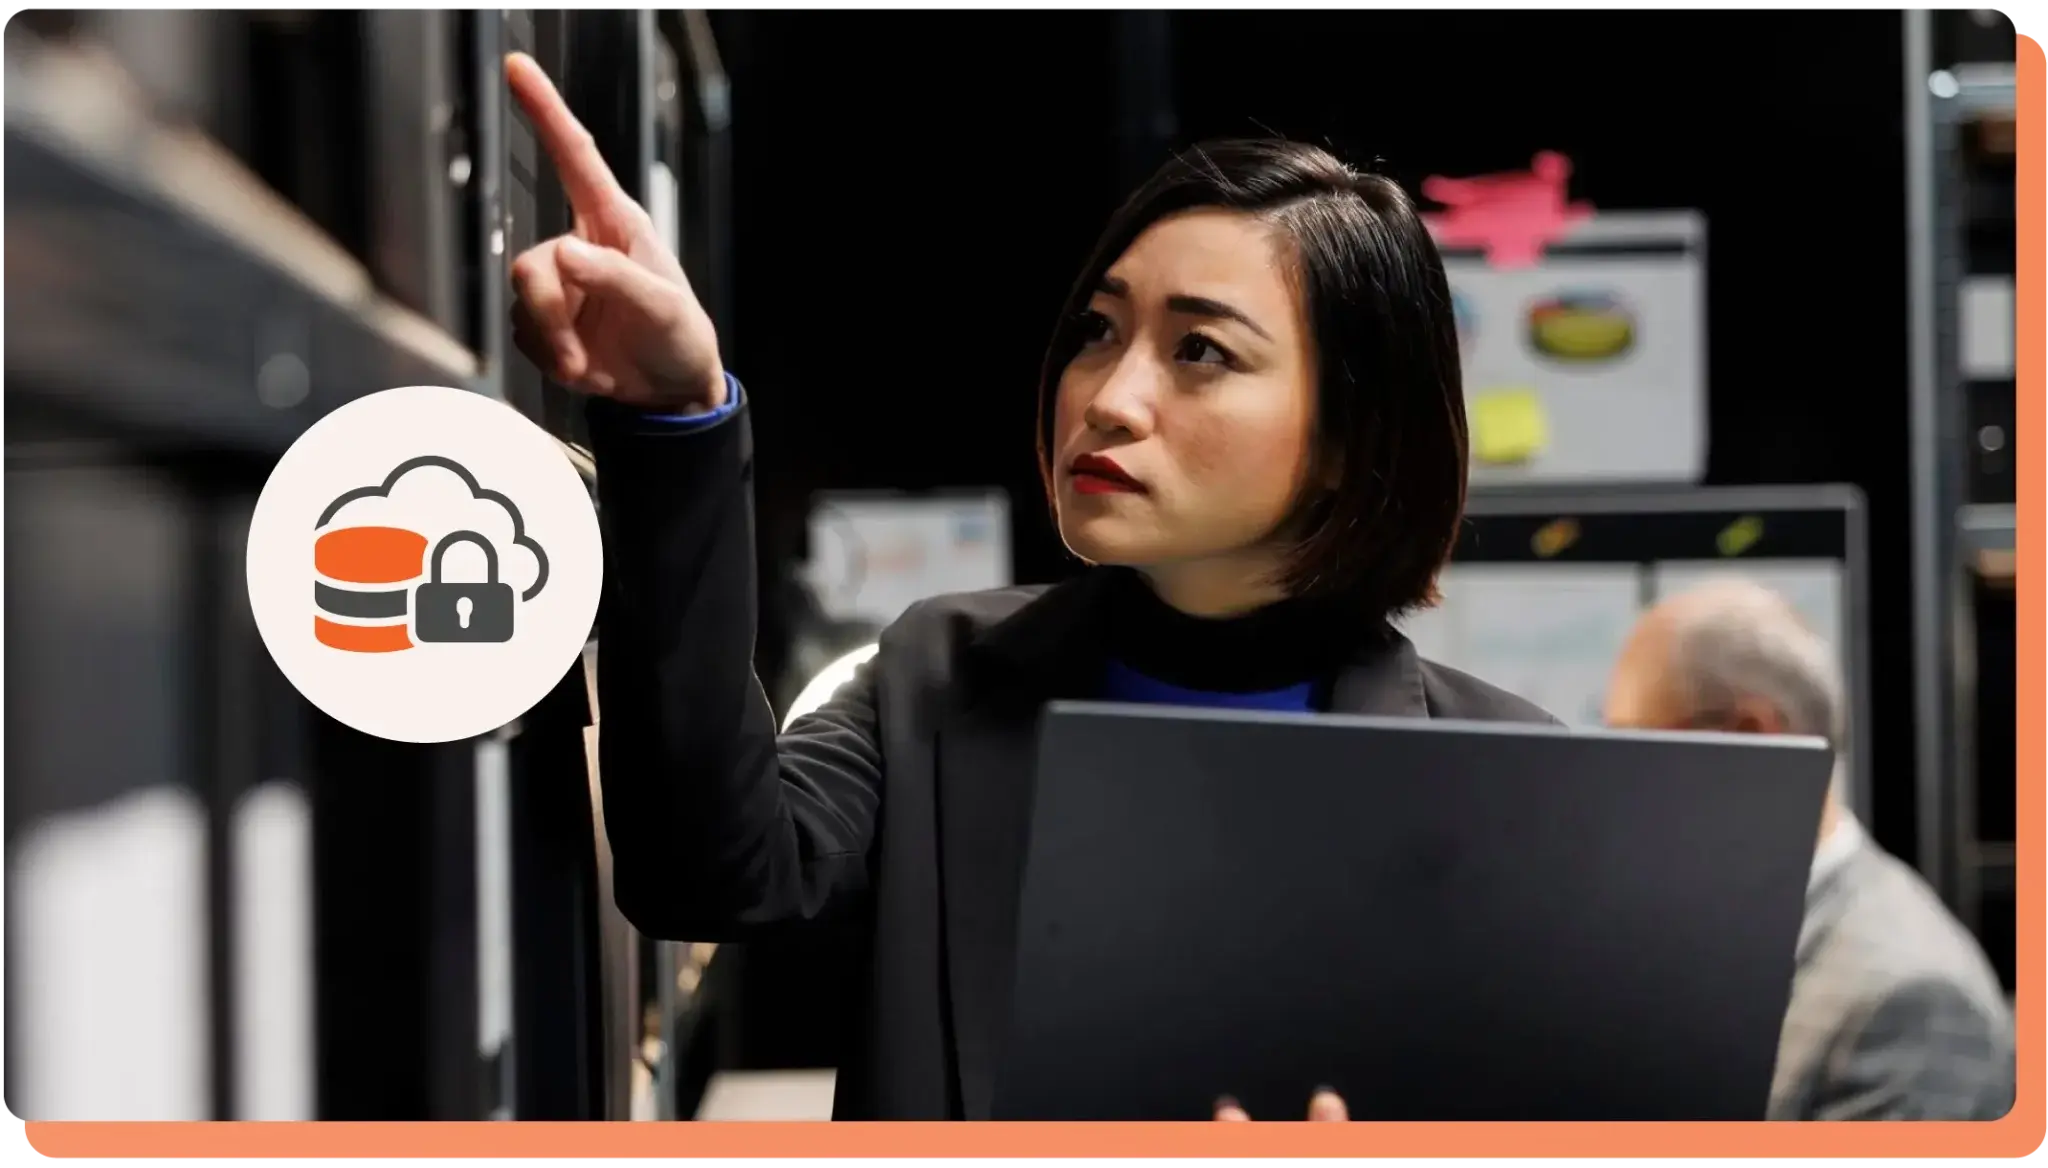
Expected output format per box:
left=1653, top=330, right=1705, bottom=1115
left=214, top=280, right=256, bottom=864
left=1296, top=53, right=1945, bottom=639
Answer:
left=1081, top=355, right=1158, bottom=438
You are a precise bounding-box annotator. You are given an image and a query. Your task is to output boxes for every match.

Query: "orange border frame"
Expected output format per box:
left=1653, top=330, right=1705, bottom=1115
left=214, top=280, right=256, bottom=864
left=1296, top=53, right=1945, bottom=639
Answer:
left=20, top=35, right=2048, bottom=1162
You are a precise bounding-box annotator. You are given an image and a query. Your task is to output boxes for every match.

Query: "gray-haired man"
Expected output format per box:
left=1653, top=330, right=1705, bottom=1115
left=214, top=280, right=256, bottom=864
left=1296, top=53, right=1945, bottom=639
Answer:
left=1604, top=578, right=2014, bottom=1121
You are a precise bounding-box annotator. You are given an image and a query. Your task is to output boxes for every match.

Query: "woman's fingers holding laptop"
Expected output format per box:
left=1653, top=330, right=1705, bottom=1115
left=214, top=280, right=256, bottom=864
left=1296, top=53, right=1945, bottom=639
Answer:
left=1212, top=1088, right=1349, bottom=1121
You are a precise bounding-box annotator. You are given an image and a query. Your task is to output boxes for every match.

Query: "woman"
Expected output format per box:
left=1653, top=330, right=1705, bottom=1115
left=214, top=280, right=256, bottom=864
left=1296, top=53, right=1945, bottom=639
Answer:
left=505, top=53, right=1555, bottom=1121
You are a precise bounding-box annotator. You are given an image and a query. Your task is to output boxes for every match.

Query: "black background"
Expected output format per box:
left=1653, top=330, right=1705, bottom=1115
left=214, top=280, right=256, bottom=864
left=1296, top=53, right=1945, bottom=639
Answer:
left=701, top=8, right=2020, bottom=863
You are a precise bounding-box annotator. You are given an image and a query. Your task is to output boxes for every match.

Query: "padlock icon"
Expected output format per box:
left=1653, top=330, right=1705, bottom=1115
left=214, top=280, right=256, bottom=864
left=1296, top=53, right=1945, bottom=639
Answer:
left=414, top=530, right=516, bottom=643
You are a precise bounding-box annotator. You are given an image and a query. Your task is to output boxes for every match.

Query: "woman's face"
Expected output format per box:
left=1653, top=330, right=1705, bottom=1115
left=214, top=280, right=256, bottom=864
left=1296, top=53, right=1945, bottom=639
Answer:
left=1051, top=208, right=1321, bottom=609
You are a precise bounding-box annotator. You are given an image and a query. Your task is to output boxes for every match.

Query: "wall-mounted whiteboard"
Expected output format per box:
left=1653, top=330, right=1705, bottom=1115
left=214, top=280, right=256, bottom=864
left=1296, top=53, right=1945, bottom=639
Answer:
left=1397, top=486, right=1872, bottom=817
left=1440, top=211, right=1707, bottom=487
left=1400, top=564, right=1642, bottom=729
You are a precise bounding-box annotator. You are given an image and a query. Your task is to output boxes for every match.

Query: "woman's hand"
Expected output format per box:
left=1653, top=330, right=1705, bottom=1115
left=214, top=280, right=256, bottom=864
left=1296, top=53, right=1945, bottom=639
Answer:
left=1213, top=1088, right=1350, bottom=1122
left=503, top=52, right=726, bottom=413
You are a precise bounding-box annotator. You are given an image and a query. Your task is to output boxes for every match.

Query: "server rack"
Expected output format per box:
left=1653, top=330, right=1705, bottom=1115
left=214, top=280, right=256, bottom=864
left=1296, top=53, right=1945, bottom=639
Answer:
left=494, top=10, right=734, bottom=1121
left=664, top=11, right=734, bottom=355
left=621, top=11, right=730, bottom=1120
left=1903, top=11, right=2016, bottom=989
left=479, top=10, right=689, bottom=1122
left=6, top=18, right=488, bottom=1121
left=494, top=11, right=594, bottom=1122
left=6, top=10, right=710, bottom=1119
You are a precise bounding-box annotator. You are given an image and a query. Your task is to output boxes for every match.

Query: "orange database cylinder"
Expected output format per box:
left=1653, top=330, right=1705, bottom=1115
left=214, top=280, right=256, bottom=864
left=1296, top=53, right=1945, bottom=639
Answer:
left=312, top=525, right=428, bottom=653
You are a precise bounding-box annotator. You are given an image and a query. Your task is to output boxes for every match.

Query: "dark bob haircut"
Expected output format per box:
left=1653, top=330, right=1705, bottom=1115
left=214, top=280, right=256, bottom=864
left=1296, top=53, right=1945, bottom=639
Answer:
left=1034, top=138, right=1467, bottom=620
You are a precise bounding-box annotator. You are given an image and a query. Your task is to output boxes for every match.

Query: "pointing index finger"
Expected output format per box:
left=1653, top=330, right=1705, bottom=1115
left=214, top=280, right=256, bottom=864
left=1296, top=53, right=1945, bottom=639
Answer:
left=505, top=52, right=627, bottom=219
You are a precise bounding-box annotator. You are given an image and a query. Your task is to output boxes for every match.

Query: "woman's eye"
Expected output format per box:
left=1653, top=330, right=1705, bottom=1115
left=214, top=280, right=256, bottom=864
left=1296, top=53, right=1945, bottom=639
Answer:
left=1175, top=333, right=1233, bottom=367
left=1075, top=311, right=1115, bottom=345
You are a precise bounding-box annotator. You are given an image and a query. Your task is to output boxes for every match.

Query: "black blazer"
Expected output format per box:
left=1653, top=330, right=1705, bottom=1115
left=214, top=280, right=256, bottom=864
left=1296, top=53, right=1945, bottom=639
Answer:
left=586, top=399, right=1559, bottom=1120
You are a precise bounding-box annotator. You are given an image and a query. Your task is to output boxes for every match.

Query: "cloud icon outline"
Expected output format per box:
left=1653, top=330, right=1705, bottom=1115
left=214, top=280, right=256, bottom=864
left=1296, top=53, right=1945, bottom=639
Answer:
left=315, top=455, right=550, bottom=602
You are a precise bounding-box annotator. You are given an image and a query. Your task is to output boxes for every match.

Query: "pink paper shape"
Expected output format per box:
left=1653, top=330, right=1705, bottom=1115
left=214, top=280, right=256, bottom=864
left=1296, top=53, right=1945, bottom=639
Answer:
left=1420, top=151, right=1594, bottom=269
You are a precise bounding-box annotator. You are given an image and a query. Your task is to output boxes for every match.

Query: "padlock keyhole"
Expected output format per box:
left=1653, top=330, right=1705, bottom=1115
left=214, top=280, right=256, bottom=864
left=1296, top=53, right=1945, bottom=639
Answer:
left=457, top=596, right=474, bottom=629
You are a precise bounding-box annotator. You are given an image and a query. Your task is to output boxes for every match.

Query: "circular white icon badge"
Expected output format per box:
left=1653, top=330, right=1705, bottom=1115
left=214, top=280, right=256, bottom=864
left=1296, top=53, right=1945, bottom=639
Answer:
left=246, top=385, right=604, bottom=743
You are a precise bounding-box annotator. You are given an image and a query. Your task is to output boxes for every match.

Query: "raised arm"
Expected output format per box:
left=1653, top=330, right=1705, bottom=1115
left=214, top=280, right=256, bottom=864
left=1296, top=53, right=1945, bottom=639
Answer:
left=506, top=54, right=880, bottom=939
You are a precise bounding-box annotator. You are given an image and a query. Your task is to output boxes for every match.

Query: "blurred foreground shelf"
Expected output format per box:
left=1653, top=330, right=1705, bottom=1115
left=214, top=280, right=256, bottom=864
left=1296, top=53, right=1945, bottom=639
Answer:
left=5, top=42, right=485, bottom=455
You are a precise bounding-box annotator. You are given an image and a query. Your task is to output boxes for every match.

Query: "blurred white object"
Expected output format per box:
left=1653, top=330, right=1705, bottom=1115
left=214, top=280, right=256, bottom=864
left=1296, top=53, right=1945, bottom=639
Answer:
left=11, top=786, right=211, bottom=1120
left=695, top=1070, right=838, bottom=1120
left=783, top=643, right=881, bottom=731
left=233, top=781, right=315, bottom=1120
left=804, top=491, right=1011, bottom=628
left=1960, top=276, right=2015, bottom=379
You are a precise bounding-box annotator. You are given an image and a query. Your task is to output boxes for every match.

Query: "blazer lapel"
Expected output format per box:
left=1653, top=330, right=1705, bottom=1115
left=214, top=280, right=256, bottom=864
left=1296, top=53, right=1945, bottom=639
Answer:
left=1328, top=625, right=1433, bottom=717
left=936, top=572, right=1110, bottom=1120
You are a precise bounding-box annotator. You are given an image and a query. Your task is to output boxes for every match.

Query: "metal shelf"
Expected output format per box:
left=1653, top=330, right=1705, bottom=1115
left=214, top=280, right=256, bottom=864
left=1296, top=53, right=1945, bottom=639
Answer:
left=5, top=42, right=487, bottom=456
left=1942, top=62, right=2017, bottom=115
left=1959, top=503, right=2015, bottom=584
left=1968, top=842, right=2016, bottom=896
left=1907, top=10, right=2018, bottom=967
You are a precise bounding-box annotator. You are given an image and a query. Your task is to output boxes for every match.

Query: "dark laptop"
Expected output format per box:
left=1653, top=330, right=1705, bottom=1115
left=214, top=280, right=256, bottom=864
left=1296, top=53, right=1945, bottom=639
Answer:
left=990, top=701, right=1833, bottom=1121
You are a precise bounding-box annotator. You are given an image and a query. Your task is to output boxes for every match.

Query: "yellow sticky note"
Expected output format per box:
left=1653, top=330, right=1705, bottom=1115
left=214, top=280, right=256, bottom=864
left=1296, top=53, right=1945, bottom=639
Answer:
left=1471, top=387, right=1549, bottom=466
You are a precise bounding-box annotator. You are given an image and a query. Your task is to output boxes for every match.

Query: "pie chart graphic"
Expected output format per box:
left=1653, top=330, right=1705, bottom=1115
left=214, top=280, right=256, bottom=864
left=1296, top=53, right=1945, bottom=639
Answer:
left=1527, top=291, right=1635, bottom=362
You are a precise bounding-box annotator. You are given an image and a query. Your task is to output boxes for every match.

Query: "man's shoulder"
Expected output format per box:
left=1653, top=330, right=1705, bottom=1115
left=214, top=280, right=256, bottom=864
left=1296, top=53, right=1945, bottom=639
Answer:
left=1821, top=846, right=2012, bottom=1013
left=1783, top=842, right=2012, bottom=1069
left=1760, top=837, right=2014, bottom=1119
left=1413, top=656, right=1563, bottom=725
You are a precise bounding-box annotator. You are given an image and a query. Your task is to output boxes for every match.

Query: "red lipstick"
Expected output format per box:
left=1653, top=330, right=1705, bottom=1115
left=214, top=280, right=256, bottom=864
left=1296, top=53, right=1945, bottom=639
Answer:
left=1069, top=452, right=1145, bottom=495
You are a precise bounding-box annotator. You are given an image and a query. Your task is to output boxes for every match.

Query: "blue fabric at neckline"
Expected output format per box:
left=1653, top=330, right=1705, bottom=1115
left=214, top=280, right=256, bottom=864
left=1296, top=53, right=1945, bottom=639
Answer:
left=1100, top=657, right=1316, bottom=712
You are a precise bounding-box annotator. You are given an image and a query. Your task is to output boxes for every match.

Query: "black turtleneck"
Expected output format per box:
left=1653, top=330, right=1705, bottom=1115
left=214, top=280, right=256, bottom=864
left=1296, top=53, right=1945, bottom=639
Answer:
left=1094, top=568, right=1378, bottom=709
